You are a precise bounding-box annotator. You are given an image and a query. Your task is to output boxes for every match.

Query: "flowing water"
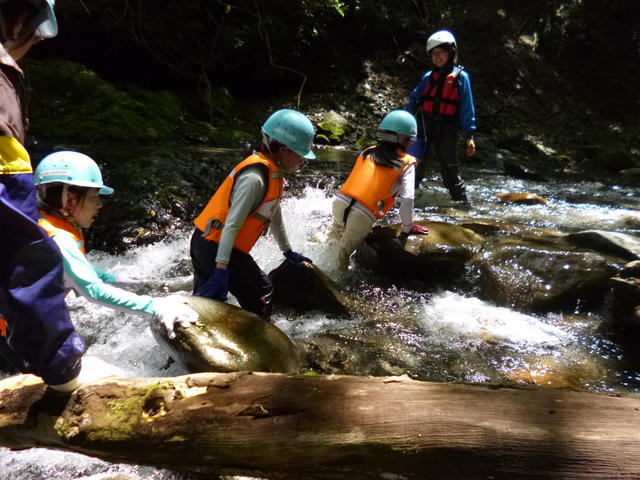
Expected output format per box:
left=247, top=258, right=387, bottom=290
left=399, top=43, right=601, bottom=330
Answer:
left=1, top=147, right=639, bottom=479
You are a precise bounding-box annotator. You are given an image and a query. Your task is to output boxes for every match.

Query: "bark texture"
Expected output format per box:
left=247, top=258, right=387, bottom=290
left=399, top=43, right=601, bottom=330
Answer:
left=1, top=372, right=640, bottom=479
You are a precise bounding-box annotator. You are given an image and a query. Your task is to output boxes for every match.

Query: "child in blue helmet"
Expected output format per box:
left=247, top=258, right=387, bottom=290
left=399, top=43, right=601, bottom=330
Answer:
left=327, top=110, right=429, bottom=272
left=405, top=29, right=476, bottom=203
left=33, top=151, right=198, bottom=392
left=191, top=109, right=315, bottom=320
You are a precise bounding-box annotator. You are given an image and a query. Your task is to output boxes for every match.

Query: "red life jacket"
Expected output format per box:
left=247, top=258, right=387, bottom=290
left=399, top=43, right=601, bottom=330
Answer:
left=420, top=66, right=463, bottom=117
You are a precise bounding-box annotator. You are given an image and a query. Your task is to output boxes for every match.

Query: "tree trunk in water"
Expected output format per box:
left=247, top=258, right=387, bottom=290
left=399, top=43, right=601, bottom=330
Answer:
left=1, top=372, right=640, bottom=479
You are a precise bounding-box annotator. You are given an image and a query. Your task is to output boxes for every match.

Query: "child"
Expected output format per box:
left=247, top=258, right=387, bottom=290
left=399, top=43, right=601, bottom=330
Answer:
left=34, top=151, right=197, bottom=349
left=405, top=29, right=476, bottom=203
left=327, top=110, right=429, bottom=272
left=191, top=109, right=315, bottom=320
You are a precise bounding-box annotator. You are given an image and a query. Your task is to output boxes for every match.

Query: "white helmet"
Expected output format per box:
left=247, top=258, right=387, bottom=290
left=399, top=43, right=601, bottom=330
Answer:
left=426, top=30, right=457, bottom=53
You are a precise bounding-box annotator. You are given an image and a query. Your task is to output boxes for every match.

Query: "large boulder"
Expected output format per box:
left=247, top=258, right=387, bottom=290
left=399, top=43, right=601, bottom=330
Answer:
left=477, top=245, right=618, bottom=313
left=269, top=261, right=351, bottom=317
left=354, top=221, right=484, bottom=282
left=150, top=296, right=300, bottom=373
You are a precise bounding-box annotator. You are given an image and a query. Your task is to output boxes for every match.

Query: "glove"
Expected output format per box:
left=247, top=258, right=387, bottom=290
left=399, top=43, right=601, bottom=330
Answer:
left=195, top=267, right=229, bottom=301
left=49, top=355, right=123, bottom=393
left=114, top=272, right=144, bottom=285
left=152, top=295, right=199, bottom=339
left=409, top=224, right=429, bottom=235
left=283, top=249, right=313, bottom=265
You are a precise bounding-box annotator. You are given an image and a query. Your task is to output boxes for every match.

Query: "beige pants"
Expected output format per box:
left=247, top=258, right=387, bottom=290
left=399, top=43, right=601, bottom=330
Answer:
left=327, top=199, right=374, bottom=271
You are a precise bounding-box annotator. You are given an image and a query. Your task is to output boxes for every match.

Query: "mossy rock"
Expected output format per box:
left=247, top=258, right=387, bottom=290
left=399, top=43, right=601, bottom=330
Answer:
left=25, top=59, right=250, bottom=146
left=317, top=110, right=349, bottom=144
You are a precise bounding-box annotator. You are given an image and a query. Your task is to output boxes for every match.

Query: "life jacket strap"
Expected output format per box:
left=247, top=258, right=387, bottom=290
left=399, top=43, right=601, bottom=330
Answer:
left=343, top=197, right=357, bottom=225
left=201, top=218, right=224, bottom=237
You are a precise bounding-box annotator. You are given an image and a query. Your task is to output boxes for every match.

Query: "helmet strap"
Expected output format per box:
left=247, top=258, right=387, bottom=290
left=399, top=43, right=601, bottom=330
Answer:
left=60, top=183, right=69, bottom=209
left=261, top=132, right=274, bottom=155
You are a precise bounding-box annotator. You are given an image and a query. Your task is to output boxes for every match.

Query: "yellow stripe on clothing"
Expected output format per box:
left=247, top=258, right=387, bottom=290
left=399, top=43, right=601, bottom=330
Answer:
left=0, top=136, right=31, bottom=174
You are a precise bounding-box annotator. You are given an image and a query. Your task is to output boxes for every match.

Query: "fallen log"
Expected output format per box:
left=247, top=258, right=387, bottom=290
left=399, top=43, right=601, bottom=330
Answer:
left=1, top=372, right=640, bottom=479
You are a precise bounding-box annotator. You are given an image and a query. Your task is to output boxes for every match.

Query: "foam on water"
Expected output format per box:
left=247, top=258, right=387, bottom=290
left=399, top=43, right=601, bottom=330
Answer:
left=1, top=172, right=635, bottom=478
left=419, top=290, right=568, bottom=348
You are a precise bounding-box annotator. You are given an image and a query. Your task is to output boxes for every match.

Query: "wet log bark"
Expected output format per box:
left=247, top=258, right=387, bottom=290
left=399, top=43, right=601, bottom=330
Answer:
left=1, top=372, right=640, bottom=479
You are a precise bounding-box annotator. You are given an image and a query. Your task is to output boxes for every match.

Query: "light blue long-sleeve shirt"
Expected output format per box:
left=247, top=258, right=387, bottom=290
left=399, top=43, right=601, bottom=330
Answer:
left=51, top=230, right=158, bottom=317
left=405, top=68, right=477, bottom=134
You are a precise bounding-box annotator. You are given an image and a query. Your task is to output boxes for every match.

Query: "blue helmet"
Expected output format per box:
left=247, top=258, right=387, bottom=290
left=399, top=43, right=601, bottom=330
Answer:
left=379, top=110, right=417, bottom=137
left=34, top=151, right=113, bottom=195
left=262, top=109, right=316, bottom=160
left=34, top=0, right=57, bottom=39
left=0, top=0, right=58, bottom=39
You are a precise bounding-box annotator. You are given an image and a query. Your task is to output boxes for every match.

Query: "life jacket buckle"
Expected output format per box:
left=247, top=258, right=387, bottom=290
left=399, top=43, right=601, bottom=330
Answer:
left=201, top=218, right=223, bottom=237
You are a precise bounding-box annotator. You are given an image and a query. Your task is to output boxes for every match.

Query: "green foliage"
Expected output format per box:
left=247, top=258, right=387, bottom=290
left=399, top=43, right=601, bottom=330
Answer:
left=26, top=59, right=250, bottom=145
left=328, top=0, right=345, bottom=17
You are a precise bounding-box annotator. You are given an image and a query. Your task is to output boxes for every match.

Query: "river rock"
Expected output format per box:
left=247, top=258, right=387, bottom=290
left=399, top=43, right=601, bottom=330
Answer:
left=303, top=313, right=434, bottom=378
left=496, top=192, right=548, bottom=205
left=591, top=149, right=636, bottom=172
left=502, top=159, right=547, bottom=181
left=269, top=261, right=351, bottom=317
left=316, top=110, right=349, bottom=144
left=567, top=230, right=640, bottom=261
left=477, top=246, right=618, bottom=313
left=619, top=167, right=640, bottom=176
left=150, top=296, right=300, bottom=373
left=504, top=352, right=609, bottom=389
left=354, top=221, right=484, bottom=282
left=605, top=260, right=640, bottom=331
left=269, top=261, right=403, bottom=322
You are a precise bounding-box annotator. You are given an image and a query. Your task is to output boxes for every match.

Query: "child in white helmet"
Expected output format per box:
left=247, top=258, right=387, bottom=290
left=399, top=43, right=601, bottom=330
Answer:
left=405, top=29, right=477, bottom=204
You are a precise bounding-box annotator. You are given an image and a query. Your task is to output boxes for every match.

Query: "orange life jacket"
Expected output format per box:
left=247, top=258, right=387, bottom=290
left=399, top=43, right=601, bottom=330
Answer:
left=339, top=148, right=416, bottom=219
left=194, top=153, right=284, bottom=254
left=38, top=211, right=85, bottom=254
left=0, top=316, right=6, bottom=337
left=420, top=66, right=462, bottom=117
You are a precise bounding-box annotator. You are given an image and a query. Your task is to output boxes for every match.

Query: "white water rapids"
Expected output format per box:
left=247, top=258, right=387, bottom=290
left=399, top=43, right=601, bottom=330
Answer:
left=1, top=159, right=639, bottom=479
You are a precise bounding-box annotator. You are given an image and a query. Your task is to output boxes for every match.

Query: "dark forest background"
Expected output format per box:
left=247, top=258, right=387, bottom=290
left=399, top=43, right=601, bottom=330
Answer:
left=28, top=1, right=640, bottom=140
left=19, top=0, right=640, bottom=251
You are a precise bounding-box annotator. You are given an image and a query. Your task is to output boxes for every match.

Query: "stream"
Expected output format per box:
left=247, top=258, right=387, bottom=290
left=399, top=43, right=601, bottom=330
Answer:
left=1, top=147, right=639, bottom=479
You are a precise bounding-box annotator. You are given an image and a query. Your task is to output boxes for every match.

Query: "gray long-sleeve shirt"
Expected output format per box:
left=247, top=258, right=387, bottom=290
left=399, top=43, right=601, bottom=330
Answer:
left=215, top=165, right=291, bottom=264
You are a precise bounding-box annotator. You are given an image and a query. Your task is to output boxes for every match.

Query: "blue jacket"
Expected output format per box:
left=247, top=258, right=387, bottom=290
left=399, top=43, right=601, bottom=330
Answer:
left=0, top=47, right=84, bottom=386
left=405, top=67, right=477, bottom=134
left=0, top=184, right=84, bottom=385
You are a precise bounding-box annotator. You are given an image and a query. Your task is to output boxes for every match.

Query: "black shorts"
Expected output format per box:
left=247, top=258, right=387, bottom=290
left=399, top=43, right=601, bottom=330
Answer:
left=190, top=229, right=273, bottom=320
